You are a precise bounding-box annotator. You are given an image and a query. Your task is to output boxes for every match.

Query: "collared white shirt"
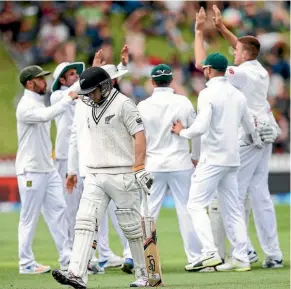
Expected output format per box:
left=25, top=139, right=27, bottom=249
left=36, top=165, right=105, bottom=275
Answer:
left=180, top=77, right=255, bottom=167
left=51, top=83, right=79, bottom=159
left=15, top=89, right=73, bottom=175
left=225, top=60, right=270, bottom=123
left=138, top=87, right=199, bottom=172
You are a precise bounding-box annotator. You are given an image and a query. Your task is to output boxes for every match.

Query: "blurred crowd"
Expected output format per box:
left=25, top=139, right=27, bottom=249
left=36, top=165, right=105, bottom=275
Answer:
left=0, top=0, right=290, bottom=153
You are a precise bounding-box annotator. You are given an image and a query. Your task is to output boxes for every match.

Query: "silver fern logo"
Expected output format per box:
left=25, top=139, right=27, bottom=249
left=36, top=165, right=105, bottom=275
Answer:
left=105, top=114, right=115, bottom=124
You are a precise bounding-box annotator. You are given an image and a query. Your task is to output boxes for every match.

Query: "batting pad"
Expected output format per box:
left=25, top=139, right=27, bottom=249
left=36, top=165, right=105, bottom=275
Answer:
left=69, top=208, right=97, bottom=277
left=115, top=209, right=143, bottom=240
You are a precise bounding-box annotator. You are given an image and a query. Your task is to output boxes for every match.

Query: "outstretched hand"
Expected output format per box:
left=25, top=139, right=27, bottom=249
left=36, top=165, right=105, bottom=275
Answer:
left=92, top=49, right=106, bottom=67
left=171, top=120, right=184, bottom=135
left=212, top=5, right=223, bottom=30
left=121, top=45, right=129, bottom=66
left=195, top=7, right=206, bottom=31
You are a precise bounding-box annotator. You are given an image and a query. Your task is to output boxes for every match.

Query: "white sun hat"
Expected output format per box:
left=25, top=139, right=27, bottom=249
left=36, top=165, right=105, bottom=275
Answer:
left=51, top=62, right=85, bottom=92
left=101, top=64, right=128, bottom=80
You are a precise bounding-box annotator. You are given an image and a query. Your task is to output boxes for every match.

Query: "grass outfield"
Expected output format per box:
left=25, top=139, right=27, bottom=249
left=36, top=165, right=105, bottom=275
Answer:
left=0, top=206, right=289, bottom=289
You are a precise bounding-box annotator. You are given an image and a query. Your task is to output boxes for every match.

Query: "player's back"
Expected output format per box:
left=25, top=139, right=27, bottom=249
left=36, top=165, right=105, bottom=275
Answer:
left=200, top=78, right=246, bottom=167
left=138, top=87, right=195, bottom=172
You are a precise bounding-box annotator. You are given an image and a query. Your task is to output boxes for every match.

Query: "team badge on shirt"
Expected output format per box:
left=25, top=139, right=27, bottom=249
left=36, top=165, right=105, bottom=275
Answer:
left=26, top=181, right=32, bottom=187
left=105, top=114, right=115, bottom=124
left=136, top=117, right=143, bottom=124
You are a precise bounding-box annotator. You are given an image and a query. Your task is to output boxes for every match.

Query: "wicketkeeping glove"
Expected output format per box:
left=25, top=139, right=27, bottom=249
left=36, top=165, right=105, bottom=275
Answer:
left=251, top=129, right=264, bottom=149
left=258, top=123, right=278, bottom=143
left=134, top=165, right=154, bottom=195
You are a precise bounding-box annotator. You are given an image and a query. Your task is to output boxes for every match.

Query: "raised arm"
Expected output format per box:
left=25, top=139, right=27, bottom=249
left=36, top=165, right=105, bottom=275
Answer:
left=17, top=92, right=77, bottom=124
left=194, top=7, right=207, bottom=71
left=212, top=5, right=238, bottom=49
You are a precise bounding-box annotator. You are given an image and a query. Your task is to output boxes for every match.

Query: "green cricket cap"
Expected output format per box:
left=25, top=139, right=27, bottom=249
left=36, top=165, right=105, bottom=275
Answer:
left=151, top=64, right=173, bottom=82
left=201, top=53, right=228, bottom=72
left=19, top=65, right=51, bottom=86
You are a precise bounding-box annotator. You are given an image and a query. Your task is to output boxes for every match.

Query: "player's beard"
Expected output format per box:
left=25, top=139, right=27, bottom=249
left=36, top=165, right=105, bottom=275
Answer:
left=32, top=81, right=47, bottom=95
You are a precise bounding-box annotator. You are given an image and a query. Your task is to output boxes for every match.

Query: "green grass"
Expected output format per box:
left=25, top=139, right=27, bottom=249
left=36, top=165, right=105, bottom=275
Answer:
left=0, top=206, right=289, bottom=289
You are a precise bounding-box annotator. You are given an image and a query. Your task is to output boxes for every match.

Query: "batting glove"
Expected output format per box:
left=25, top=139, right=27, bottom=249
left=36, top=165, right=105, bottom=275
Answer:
left=258, top=123, right=279, bottom=143
left=134, top=165, right=154, bottom=195
left=251, top=129, right=264, bottom=149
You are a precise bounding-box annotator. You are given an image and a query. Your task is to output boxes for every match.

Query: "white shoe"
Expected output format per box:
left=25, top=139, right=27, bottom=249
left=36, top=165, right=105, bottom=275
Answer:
left=262, top=257, right=283, bottom=268
left=185, top=253, right=222, bottom=272
left=19, top=263, right=51, bottom=274
left=100, top=254, right=123, bottom=268
left=130, top=278, right=149, bottom=287
left=216, top=258, right=251, bottom=272
left=248, top=251, right=259, bottom=264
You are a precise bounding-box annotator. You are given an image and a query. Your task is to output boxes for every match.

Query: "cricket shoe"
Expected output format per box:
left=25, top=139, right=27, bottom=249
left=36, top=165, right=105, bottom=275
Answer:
left=121, top=258, right=134, bottom=274
left=262, top=257, right=283, bottom=268
left=88, top=261, right=105, bottom=274
left=185, top=253, right=222, bottom=272
left=216, top=258, right=251, bottom=272
left=99, top=254, right=123, bottom=268
left=130, top=277, right=150, bottom=287
left=19, top=263, right=51, bottom=274
left=52, top=269, right=86, bottom=289
left=248, top=250, right=258, bottom=264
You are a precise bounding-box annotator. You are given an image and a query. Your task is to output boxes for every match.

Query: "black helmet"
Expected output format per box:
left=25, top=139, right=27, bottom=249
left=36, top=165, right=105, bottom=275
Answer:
left=79, top=67, right=113, bottom=107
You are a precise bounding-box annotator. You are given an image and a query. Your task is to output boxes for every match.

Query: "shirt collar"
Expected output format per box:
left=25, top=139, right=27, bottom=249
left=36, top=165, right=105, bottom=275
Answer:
left=60, top=85, right=69, bottom=91
left=206, top=76, right=226, bottom=87
left=239, top=59, right=258, bottom=68
left=23, top=89, right=43, bottom=101
left=153, top=87, right=174, bottom=94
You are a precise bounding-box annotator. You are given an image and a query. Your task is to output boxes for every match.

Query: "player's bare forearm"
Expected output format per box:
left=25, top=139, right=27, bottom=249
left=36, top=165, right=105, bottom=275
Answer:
left=218, top=24, right=238, bottom=49
left=194, top=30, right=206, bottom=71
left=212, top=5, right=238, bottom=49
left=134, top=131, right=146, bottom=167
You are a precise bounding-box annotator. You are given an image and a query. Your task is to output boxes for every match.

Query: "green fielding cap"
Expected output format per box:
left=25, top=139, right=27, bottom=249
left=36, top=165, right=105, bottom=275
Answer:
left=19, top=65, right=51, bottom=86
left=201, top=53, right=228, bottom=72
left=151, top=64, right=173, bottom=82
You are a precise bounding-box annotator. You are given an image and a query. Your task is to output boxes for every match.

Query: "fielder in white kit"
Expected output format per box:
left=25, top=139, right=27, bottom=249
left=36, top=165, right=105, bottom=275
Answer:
left=67, top=50, right=134, bottom=273
left=52, top=67, right=154, bottom=288
left=208, top=5, right=283, bottom=268
left=172, top=52, right=262, bottom=272
left=50, top=61, right=85, bottom=249
left=137, top=64, right=201, bottom=266
left=16, top=65, right=78, bottom=274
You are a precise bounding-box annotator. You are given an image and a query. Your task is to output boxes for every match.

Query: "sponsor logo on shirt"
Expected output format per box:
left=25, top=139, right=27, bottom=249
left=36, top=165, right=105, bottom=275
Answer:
left=136, top=117, right=142, bottom=124
left=26, top=181, right=32, bottom=187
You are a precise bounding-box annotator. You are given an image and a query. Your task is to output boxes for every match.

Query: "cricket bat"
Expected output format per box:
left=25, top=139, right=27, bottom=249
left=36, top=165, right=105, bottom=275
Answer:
left=141, top=189, right=163, bottom=287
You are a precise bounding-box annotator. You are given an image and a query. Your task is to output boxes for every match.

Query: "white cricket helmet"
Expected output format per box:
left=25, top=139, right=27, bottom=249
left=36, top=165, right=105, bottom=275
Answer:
left=101, top=64, right=128, bottom=80
left=51, top=61, right=85, bottom=92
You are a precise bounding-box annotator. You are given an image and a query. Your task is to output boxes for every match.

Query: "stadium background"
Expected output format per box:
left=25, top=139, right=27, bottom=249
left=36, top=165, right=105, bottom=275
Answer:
left=0, top=1, right=289, bottom=288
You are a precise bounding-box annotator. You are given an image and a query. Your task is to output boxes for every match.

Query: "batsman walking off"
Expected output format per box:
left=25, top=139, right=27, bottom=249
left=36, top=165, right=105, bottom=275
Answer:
left=172, top=52, right=261, bottom=272
left=52, top=67, right=154, bottom=288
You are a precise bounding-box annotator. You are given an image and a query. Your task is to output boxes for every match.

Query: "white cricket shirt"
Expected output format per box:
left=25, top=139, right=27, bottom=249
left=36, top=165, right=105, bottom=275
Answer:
left=137, top=87, right=199, bottom=172
left=68, top=99, right=89, bottom=177
left=180, top=77, right=255, bottom=166
left=225, top=60, right=270, bottom=123
left=51, top=82, right=80, bottom=160
left=15, top=89, right=74, bottom=175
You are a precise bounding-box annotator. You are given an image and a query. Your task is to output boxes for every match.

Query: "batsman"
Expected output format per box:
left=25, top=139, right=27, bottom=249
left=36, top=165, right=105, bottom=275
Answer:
left=52, top=67, right=154, bottom=288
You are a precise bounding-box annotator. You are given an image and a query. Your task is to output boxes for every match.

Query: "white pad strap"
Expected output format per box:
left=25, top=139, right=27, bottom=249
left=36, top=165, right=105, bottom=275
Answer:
left=115, top=209, right=143, bottom=240
left=75, top=217, right=96, bottom=232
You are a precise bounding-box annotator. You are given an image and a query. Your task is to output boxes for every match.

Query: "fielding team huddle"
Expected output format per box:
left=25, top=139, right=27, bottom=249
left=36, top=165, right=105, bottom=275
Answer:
left=15, top=5, right=283, bottom=289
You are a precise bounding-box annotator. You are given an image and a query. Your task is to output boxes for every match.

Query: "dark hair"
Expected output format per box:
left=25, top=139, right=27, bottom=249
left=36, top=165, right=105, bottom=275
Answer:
left=153, top=80, right=172, bottom=87
left=238, top=36, right=261, bottom=59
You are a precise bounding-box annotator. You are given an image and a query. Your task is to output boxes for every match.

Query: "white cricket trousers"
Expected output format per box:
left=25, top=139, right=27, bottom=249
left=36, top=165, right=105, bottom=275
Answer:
left=56, top=159, right=82, bottom=249
left=17, top=170, right=71, bottom=268
left=149, top=169, right=201, bottom=263
left=187, top=163, right=249, bottom=263
left=238, top=144, right=282, bottom=260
